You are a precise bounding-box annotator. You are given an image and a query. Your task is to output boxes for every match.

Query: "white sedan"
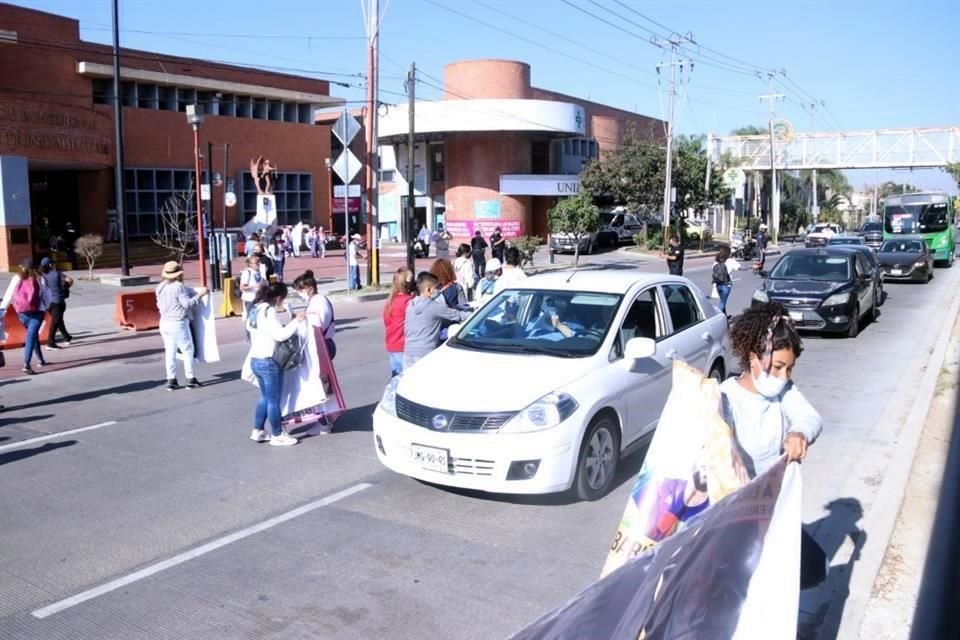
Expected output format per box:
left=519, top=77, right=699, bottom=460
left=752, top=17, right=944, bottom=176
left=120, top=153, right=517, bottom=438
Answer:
left=373, top=270, right=731, bottom=501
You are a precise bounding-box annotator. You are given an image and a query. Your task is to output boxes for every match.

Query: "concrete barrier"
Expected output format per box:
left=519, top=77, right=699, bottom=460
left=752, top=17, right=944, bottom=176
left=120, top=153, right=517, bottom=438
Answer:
left=1, top=306, right=52, bottom=350
left=114, top=291, right=161, bottom=331
left=219, top=277, right=243, bottom=318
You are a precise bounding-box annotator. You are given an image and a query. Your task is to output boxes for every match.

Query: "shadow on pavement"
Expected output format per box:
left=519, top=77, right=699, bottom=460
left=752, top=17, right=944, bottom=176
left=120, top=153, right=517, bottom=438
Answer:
left=0, top=413, right=54, bottom=429
left=329, top=402, right=376, bottom=433
left=798, top=497, right=867, bottom=640
left=0, top=440, right=76, bottom=466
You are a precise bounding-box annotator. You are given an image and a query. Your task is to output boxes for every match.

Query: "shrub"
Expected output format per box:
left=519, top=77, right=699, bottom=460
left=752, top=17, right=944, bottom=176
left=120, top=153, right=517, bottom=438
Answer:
left=75, top=234, right=104, bottom=280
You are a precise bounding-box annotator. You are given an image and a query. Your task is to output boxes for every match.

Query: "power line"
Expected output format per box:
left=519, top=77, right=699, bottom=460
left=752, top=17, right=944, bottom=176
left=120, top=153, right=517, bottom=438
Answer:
left=82, top=27, right=365, bottom=40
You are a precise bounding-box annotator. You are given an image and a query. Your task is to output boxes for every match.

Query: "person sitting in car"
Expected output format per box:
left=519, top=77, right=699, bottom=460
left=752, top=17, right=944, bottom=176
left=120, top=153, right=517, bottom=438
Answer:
left=526, top=296, right=582, bottom=340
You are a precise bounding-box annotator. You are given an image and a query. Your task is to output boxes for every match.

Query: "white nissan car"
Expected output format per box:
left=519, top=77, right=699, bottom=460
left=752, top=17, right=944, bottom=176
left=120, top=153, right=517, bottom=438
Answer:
left=373, top=270, right=731, bottom=501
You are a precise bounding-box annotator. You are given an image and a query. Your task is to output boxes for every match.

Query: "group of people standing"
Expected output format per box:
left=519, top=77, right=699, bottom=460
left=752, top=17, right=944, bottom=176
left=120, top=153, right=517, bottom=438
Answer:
left=1, top=257, right=75, bottom=375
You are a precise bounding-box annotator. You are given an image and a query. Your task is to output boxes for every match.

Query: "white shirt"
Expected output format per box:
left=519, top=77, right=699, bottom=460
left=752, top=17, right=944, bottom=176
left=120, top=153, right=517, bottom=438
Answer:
left=239, top=267, right=264, bottom=302
left=306, top=293, right=336, bottom=340
left=454, top=256, right=475, bottom=291
left=493, top=266, right=528, bottom=294
left=348, top=241, right=360, bottom=267
left=719, top=377, right=823, bottom=478
left=246, top=303, right=302, bottom=358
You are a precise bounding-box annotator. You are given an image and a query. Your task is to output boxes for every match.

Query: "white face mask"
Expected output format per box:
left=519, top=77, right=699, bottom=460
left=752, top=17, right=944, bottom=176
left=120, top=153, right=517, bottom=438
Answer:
left=753, top=368, right=787, bottom=399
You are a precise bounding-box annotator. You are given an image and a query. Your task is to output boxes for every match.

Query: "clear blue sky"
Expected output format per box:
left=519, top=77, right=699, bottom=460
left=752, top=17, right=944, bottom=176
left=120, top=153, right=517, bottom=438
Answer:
left=11, top=0, right=960, bottom=192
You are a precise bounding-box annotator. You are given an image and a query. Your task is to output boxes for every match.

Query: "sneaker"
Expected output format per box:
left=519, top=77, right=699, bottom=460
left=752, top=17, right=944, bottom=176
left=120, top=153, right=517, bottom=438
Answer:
left=62, top=339, right=72, bottom=347
left=186, top=378, right=201, bottom=389
left=46, top=344, right=62, bottom=350
left=249, top=429, right=269, bottom=442
left=166, top=379, right=180, bottom=391
left=22, top=367, right=35, bottom=375
left=269, top=432, right=298, bottom=447
left=36, top=361, right=47, bottom=368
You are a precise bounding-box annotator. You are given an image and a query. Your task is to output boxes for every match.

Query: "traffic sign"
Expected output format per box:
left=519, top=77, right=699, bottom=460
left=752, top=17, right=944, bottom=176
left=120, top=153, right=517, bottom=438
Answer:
left=331, top=148, right=361, bottom=184
left=224, top=192, right=237, bottom=207
left=332, top=111, right=361, bottom=146
left=200, top=184, right=211, bottom=201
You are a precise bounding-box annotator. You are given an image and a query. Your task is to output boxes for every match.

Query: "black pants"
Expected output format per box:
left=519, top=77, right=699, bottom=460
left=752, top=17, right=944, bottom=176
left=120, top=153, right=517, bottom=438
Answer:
left=47, top=301, right=71, bottom=345
left=473, top=254, right=486, bottom=278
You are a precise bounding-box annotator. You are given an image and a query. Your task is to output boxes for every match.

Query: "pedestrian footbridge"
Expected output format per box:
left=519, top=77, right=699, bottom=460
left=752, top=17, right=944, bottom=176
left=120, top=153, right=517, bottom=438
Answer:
left=710, top=126, right=960, bottom=170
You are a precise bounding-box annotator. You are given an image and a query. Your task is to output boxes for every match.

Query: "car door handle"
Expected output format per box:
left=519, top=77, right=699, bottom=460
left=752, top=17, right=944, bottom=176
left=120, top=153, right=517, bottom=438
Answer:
left=666, top=349, right=679, bottom=360
left=701, top=331, right=713, bottom=342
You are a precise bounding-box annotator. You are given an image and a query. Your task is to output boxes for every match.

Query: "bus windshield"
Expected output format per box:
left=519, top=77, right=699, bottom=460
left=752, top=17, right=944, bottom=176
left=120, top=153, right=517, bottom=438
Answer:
left=884, top=202, right=950, bottom=235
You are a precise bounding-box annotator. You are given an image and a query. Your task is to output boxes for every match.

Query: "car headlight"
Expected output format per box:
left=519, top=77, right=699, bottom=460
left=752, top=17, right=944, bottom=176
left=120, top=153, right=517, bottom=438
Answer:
left=379, top=375, right=402, bottom=417
left=822, top=292, right=850, bottom=307
left=937, top=236, right=949, bottom=247
left=914, top=260, right=927, bottom=267
left=752, top=289, right=769, bottom=303
left=500, top=392, right=578, bottom=434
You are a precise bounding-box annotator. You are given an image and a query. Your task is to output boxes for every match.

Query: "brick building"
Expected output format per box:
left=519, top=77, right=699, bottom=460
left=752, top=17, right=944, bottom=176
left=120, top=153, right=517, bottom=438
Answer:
left=0, top=3, right=342, bottom=269
left=374, top=59, right=664, bottom=243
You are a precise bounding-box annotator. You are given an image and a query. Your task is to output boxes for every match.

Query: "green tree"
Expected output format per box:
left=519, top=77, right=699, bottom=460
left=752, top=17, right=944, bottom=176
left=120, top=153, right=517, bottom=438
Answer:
left=942, top=163, right=960, bottom=190
left=547, top=191, right=600, bottom=267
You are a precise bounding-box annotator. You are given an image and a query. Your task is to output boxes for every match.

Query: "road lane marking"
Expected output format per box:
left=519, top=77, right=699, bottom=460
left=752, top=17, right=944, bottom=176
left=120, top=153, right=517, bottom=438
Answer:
left=0, top=421, right=118, bottom=454
left=31, top=482, right=373, bottom=619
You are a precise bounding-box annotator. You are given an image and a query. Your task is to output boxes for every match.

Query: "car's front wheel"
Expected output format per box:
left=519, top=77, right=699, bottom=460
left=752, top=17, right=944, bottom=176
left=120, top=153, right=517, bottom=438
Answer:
left=847, top=304, right=860, bottom=339
left=572, top=414, right=621, bottom=501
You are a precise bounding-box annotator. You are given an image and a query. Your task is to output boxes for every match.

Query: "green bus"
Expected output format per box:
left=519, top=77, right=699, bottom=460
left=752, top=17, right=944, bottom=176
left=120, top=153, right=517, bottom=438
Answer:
left=883, top=192, right=956, bottom=267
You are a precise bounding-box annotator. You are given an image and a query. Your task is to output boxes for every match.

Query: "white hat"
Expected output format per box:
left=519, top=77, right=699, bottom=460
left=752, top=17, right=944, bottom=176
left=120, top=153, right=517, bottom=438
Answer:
left=486, top=258, right=502, bottom=272
left=351, top=233, right=362, bottom=240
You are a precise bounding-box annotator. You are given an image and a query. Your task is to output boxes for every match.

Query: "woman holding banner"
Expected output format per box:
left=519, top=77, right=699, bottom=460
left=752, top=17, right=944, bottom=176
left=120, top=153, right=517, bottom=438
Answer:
left=722, top=302, right=822, bottom=478
left=279, top=270, right=342, bottom=436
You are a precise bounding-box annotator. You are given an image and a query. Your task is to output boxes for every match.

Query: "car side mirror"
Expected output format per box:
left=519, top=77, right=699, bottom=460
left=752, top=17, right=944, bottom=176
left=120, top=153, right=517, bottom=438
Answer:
left=624, top=337, right=656, bottom=360
left=447, top=323, right=462, bottom=338
left=758, top=270, right=769, bottom=278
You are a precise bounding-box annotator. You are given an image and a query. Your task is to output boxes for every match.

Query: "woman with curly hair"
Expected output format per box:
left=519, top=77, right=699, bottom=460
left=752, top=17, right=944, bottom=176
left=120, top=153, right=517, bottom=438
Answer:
left=721, top=301, right=822, bottom=479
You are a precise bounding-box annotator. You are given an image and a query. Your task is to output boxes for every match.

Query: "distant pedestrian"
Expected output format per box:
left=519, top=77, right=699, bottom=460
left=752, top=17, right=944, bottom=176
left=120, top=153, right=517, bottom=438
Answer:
left=476, top=257, right=501, bottom=305
left=155, top=261, right=208, bottom=390
left=286, top=270, right=337, bottom=436
left=660, top=234, right=685, bottom=276
left=434, top=223, right=452, bottom=259
left=254, top=242, right=275, bottom=281
left=454, top=243, right=476, bottom=301
left=417, top=224, right=431, bottom=257
left=490, top=226, right=505, bottom=262
left=403, top=272, right=472, bottom=370
left=40, top=257, right=72, bottom=349
left=712, top=247, right=733, bottom=315
left=240, top=255, right=266, bottom=322
left=245, top=233, right=260, bottom=257
left=755, top=224, right=769, bottom=272
left=347, top=233, right=364, bottom=290
left=244, top=282, right=305, bottom=446
left=0, top=259, right=49, bottom=374
left=494, top=247, right=528, bottom=294
left=471, top=230, right=488, bottom=278
left=316, top=226, right=327, bottom=258
left=268, top=233, right=286, bottom=282
left=383, top=267, right=414, bottom=377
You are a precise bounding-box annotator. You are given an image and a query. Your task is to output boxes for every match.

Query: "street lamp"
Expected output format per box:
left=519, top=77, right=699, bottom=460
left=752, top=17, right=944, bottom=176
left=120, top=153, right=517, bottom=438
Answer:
left=186, top=104, right=208, bottom=288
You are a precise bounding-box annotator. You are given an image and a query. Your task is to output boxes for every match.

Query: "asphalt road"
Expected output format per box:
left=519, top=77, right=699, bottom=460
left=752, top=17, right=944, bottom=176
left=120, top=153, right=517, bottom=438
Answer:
left=1, top=248, right=957, bottom=639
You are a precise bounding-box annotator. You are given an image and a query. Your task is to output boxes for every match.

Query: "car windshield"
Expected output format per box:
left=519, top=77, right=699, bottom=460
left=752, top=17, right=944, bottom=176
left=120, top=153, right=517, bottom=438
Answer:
left=828, top=237, right=861, bottom=245
left=770, top=254, right=851, bottom=282
left=861, top=222, right=882, bottom=232
left=451, top=289, right=622, bottom=358
left=884, top=202, right=949, bottom=234
left=881, top=240, right=924, bottom=253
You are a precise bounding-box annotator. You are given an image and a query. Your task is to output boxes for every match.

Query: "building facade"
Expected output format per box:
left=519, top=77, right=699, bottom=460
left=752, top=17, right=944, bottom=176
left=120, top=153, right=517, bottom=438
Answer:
left=375, top=59, right=664, bottom=243
left=0, top=3, right=341, bottom=269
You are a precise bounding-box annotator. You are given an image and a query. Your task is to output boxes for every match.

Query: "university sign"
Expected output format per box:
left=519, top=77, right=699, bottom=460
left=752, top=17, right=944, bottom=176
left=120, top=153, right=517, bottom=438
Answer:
left=0, top=99, right=112, bottom=161
left=499, top=174, right=582, bottom=196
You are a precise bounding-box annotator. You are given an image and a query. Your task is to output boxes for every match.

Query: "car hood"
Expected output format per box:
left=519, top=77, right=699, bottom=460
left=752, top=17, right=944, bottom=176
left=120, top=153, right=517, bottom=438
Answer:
left=397, top=344, right=593, bottom=412
left=764, top=279, right=847, bottom=297
left=877, top=252, right=924, bottom=264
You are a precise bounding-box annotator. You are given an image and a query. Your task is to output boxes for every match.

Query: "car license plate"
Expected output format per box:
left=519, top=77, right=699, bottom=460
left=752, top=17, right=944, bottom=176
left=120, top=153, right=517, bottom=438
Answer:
left=789, top=311, right=803, bottom=322
left=890, top=269, right=902, bottom=276
left=411, top=444, right=449, bottom=473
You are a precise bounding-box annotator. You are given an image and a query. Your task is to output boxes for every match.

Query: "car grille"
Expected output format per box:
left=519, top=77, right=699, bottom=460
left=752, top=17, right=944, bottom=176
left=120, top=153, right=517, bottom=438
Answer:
left=771, top=296, right=820, bottom=310
left=396, top=395, right=515, bottom=432
left=450, top=456, right=496, bottom=476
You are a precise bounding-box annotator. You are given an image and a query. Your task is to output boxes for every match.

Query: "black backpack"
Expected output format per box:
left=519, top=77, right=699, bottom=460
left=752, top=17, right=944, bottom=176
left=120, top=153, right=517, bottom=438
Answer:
left=248, top=304, right=302, bottom=370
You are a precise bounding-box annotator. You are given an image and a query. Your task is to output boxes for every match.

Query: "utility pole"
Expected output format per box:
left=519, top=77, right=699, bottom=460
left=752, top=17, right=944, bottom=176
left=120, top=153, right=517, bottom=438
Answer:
left=655, top=36, right=691, bottom=250
left=804, top=103, right=819, bottom=223
left=405, top=62, right=416, bottom=273
left=759, top=76, right=784, bottom=243
left=222, top=142, right=231, bottom=278
left=363, top=0, right=381, bottom=286
left=206, top=140, right=219, bottom=291
left=111, top=0, right=130, bottom=275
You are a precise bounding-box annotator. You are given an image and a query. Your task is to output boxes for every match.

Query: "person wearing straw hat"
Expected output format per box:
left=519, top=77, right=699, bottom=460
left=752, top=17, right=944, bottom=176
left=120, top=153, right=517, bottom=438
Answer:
left=156, top=261, right=208, bottom=390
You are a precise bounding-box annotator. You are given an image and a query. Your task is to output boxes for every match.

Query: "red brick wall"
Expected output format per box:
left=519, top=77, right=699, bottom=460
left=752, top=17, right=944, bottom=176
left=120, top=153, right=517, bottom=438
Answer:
left=444, top=60, right=531, bottom=100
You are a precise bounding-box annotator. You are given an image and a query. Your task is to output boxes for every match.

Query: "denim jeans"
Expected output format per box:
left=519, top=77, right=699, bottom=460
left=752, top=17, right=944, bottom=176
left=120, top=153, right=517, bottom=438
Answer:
left=348, top=265, right=361, bottom=290
left=388, top=352, right=403, bottom=377
left=17, top=311, right=45, bottom=368
left=251, top=357, right=283, bottom=436
left=716, top=283, right=732, bottom=315
left=159, top=318, right=195, bottom=380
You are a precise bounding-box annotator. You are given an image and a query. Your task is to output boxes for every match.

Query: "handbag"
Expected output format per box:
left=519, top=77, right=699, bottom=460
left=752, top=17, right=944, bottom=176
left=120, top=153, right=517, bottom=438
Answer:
left=272, top=334, right=303, bottom=370
left=710, top=283, right=719, bottom=299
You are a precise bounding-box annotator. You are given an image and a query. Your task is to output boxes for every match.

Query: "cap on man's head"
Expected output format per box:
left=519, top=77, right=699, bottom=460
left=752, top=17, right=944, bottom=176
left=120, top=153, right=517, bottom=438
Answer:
left=39, top=257, right=52, bottom=268
left=486, top=258, right=502, bottom=272
left=351, top=233, right=362, bottom=240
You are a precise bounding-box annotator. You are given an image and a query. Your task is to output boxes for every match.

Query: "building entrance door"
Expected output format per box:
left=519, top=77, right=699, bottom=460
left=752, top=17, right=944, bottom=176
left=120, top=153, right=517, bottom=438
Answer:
left=29, top=171, right=79, bottom=252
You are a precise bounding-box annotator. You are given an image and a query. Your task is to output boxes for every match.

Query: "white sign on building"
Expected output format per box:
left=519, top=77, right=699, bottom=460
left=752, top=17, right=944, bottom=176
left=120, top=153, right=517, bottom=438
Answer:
left=499, top=174, right=582, bottom=196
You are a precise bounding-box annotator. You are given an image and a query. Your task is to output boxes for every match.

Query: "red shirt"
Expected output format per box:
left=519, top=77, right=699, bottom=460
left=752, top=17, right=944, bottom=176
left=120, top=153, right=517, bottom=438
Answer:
left=383, top=293, right=413, bottom=353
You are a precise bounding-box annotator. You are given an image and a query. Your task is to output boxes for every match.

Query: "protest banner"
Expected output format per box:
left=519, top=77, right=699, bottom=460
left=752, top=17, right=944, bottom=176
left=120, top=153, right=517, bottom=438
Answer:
left=601, top=361, right=749, bottom=577
left=178, top=296, right=220, bottom=363
left=509, top=460, right=801, bottom=640
left=279, top=324, right=346, bottom=427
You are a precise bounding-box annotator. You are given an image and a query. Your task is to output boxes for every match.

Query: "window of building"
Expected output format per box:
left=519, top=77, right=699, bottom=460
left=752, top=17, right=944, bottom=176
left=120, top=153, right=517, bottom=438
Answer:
left=92, top=79, right=112, bottom=105
left=124, top=167, right=200, bottom=238
left=430, top=144, right=445, bottom=182
left=379, top=169, right=395, bottom=183
left=241, top=171, right=313, bottom=226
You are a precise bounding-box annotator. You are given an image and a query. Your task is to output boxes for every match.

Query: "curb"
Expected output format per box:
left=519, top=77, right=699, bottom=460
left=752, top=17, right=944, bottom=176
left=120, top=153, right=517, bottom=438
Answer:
left=836, top=267, right=960, bottom=638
